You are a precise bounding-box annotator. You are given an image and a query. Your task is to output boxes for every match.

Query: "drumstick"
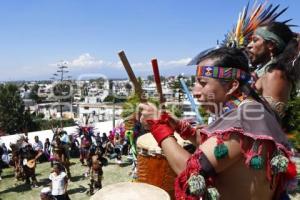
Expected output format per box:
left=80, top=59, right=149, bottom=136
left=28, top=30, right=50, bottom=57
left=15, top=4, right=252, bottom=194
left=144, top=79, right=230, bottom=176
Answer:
left=118, top=51, right=147, bottom=103
left=151, top=58, right=165, bottom=104
left=152, top=58, right=179, bottom=132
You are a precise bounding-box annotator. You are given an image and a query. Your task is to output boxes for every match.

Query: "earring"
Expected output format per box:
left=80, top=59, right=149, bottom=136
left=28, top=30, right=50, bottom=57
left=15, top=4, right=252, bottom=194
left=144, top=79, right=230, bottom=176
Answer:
left=270, top=52, right=274, bottom=60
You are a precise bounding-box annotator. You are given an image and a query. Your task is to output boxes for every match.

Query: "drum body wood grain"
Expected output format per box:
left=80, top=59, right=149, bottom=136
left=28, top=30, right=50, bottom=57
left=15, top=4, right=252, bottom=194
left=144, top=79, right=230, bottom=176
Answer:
left=136, top=133, right=189, bottom=198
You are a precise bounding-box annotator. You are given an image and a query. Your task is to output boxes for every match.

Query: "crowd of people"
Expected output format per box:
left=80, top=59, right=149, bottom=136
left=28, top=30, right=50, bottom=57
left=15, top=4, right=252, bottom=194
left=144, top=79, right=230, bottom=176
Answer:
left=0, top=2, right=300, bottom=200
left=0, top=123, right=133, bottom=200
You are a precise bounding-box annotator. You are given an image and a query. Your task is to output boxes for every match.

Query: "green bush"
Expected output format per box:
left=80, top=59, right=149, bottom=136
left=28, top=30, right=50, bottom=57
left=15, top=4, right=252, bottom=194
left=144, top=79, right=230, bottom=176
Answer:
left=33, top=118, right=76, bottom=131
left=282, top=93, right=300, bottom=149
left=282, top=96, right=300, bottom=133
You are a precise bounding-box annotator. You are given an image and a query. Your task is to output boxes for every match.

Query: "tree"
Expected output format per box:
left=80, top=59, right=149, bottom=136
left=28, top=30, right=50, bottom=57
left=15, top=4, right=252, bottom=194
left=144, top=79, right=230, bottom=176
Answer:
left=147, top=75, right=154, bottom=82
left=281, top=86, right=300, bottom=130
left=160, top=76, right=166, bottom=83
left=29, top=84, right=42, bottom=103
left=170, top=77, right=183, bottom=102
left=125, top=82, right=132, bottom=91
left=24, top=84, right=29, bottom=91
left=186, top=76, right=195, bottom=87
left=82, top=82, right=89, bottom=96
left=23, top=109, right=39, bottom=132
left=95, top=77, right=106, bottom=89
left=0, top=84, right=35, bottom=134
left=191, top=75, right=196, bottom=85
left=103, top=94, right=125, bottom=103
left=53, top=82, right=71, bottom=97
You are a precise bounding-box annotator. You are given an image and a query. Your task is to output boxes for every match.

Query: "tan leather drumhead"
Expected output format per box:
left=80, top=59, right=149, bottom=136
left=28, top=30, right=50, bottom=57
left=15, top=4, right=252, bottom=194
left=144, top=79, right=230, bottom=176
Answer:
left=90, top=182, right=170, bottom=200
left=26, top=159, right=36, bottom=168
left=136, top=133, right=188, bottom=153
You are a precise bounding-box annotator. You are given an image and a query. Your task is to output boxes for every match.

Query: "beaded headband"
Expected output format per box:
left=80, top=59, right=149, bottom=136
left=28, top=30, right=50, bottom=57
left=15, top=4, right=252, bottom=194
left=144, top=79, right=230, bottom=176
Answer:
left=196, top=66, right=251, bottom=82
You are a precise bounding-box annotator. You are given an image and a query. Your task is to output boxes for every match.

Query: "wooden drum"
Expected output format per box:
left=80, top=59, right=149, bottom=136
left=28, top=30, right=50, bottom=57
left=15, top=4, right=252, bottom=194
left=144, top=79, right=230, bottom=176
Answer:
left=136, top=133, right=190, bottom=198
left=90, top=182, right=170, bottom=200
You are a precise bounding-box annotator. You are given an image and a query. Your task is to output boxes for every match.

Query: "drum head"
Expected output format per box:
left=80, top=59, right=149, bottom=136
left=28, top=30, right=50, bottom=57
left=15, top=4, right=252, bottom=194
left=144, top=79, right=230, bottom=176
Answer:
left=136, top=133, right=188, bottom=154
left=90, top=182, right=170, bottom=200
left=26, top=159, right=36, bottom=168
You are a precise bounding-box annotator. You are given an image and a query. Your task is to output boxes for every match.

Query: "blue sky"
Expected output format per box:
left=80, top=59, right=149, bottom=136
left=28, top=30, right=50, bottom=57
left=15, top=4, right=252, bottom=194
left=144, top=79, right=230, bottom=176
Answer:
left=0, top=0, right=299, bottom=81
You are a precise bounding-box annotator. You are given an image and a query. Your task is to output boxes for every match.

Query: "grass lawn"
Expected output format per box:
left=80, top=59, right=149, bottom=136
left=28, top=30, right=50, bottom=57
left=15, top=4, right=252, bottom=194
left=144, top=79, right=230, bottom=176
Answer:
left=1, top=157, right=299, bottom=200
left=0, top=158, right=132, bottom=200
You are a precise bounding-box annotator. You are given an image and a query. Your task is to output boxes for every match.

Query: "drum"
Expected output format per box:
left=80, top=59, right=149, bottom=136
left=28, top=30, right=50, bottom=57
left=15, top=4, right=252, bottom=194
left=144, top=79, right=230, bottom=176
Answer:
left=90, top=182, right=170, bottom=200
left=136, top=133, right=190, bottom=198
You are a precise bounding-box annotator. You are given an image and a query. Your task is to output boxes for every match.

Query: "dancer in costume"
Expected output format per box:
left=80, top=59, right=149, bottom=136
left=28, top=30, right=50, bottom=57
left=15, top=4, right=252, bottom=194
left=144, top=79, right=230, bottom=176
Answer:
left=218, top=1, right=300, bottom=119
left=79, top=127, right=92, bottom=166
left=139, top=47, right=297, bottom=200
left=19, top=137, right=41, bottom=188
left=247, top=22, right=300, bottom=118
left=87, top=144, right=104, bottom=195
left=9, top=142, right=23, bottom=181
left=52, top=134, right=71, bottom=178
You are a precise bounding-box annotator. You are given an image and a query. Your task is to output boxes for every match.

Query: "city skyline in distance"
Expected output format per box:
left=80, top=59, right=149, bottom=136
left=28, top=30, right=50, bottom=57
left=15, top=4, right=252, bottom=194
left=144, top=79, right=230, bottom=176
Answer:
left=0, top=0, right=299, bottom=81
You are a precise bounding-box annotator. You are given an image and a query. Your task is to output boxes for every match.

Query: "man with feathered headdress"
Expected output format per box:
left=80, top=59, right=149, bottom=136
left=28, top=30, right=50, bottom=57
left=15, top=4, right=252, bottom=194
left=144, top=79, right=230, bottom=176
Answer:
left=246, top=22, right=300, bottom=119
left=137, top=1, right=298, bottom=200
left=189, top=1, right=300, bottom=120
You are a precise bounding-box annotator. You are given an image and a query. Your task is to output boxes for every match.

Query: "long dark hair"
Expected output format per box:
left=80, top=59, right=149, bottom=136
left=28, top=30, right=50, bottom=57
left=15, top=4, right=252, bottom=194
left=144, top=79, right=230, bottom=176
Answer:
left=199, top=47, right=249, bottom=73
left=269, top=35, right=300, bottom=86
left=261, top=22, right=300, bottom=85
left=201, top=47, right=277, bottom=117
left=263, top=22, right=294, bottom=54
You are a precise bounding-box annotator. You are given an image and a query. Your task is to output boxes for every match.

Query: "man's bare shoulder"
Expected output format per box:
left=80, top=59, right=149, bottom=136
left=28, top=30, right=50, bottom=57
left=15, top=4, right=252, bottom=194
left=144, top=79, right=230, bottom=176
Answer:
left=265, top=69, right=287, bottom=82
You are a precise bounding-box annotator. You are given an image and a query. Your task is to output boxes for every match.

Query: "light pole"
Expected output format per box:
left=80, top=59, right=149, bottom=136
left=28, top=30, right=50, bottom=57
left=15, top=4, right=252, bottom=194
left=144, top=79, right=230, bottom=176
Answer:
left=56, top=62, right=69, bottom=118
left=67, top=76, right=73, bottom=114
left=57, top=65, right=68, bottom=81
left=109, top=80, right=115, bottom=128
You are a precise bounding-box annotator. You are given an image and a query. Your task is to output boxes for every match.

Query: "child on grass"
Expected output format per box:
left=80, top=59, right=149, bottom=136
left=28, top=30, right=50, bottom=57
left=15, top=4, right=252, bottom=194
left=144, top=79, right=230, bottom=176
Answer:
left=49, top=163, right=70, bottom=200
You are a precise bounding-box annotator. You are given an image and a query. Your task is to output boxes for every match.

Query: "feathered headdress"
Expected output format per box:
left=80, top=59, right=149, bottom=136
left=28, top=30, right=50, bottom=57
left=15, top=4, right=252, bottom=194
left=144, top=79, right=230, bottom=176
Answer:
left=188, top=1, right=291, bottom=66
left=222, top=1, right=291, bottom=49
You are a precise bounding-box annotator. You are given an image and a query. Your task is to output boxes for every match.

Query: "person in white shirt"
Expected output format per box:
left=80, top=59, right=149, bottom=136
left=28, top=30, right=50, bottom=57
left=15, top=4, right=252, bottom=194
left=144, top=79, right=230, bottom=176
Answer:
left=60, top=131, right=71, bottom=161
left=33, top=136, right=43, bottom=151
left=32, top=136, right=44, bottom=163
left=49, top=163, right=69, bottom=200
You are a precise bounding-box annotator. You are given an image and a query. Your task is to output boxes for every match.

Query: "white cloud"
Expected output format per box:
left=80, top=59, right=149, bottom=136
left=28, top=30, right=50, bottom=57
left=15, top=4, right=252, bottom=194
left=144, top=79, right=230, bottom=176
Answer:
left=114, top=61, right=148, bottom=69
left=49, top=53, right=105, bottom=69
left=0, top=56, right=193, bottom=81
left=114, top=57, right=191, bottom=71
left=160, top=58, right=192, bottom=66
left=68, top=53, right=104, bottom=68
left=50, top=54, right=191, bottom=70
left=132, top=62, right=148, bottom=68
